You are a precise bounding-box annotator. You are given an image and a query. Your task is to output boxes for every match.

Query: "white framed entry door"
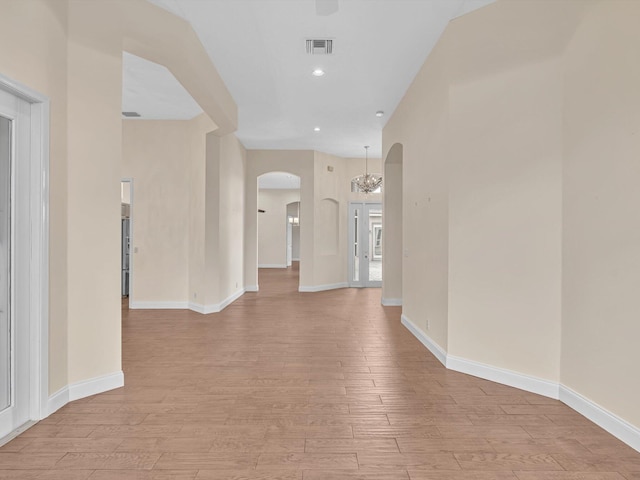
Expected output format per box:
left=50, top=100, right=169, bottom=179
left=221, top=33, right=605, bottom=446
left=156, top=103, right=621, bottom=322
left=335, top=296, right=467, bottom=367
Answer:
left=348, top=202, right=382, bottom=288
left=0, top=87, right=32, bottom=438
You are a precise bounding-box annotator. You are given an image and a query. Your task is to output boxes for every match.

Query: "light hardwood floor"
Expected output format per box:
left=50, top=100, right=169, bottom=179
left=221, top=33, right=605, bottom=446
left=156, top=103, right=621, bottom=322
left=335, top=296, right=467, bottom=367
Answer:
left=1, top=263, right=639, bottom=479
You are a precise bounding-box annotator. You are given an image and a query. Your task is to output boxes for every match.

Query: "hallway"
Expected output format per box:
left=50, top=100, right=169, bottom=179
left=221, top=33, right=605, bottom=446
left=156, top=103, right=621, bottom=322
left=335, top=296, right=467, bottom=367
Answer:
left=1, top=267, right=639, bottom=478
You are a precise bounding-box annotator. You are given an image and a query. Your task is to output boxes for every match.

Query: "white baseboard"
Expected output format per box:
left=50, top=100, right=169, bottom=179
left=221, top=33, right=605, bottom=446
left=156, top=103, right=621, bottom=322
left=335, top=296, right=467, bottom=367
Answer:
left=401, top=313, right=640, bottom=453
left=299, top=282, right=349, bottom=293
left=382, top=298, right=402, bottom=306
left=292, top=257, right=300, bottom=261
left=245, top=285, right=259, bottom=292
left=258, top=264, right=287, bottom=269
left=189, top=288, right=245, bottom=314
left=45, top=386, right=70, bottom=416
left=46, top=370, right=124, bottom=417
left=447, top=355, right=560, bottom=399
left=129, top=301, right=188, bottom=309
left=560, top=385, right=640, bottom=453
left=401, top=314, right=447, bottom=365
left=69, top=371, right=124, bottom=401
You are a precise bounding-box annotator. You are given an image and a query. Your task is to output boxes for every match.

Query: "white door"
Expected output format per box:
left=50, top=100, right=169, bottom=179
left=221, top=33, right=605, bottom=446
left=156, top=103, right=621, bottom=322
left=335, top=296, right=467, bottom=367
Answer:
left=348, top=203, right=382, bottom=288
left=0, top=88, right=32, bottom=438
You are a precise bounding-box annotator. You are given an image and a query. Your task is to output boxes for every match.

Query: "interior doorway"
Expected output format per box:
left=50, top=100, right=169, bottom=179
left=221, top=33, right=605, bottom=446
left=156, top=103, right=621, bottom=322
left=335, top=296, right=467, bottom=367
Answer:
left=121, top=180, right=132, bottom=303
left=348, top=202, right=382, bottom=288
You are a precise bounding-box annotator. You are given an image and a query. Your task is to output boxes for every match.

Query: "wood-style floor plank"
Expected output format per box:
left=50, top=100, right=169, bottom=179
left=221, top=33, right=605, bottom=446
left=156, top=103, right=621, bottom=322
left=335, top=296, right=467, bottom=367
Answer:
left=0, top=264, right=638, bottom=478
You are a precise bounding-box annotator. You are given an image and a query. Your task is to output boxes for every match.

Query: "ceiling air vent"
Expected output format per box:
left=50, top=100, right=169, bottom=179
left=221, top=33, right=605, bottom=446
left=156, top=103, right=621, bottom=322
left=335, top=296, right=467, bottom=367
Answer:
left=122, top=111, right=141, bottom=117
left=306, top=39, right=333, bottom=55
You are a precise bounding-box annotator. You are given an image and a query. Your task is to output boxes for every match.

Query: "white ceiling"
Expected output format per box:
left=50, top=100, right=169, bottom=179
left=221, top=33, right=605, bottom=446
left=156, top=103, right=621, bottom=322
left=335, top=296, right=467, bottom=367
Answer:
left=122, top=52, right=203, bottom=120
left=125, top=0, right=494, bottom=157
left=258, top=172, right=301, bottom=190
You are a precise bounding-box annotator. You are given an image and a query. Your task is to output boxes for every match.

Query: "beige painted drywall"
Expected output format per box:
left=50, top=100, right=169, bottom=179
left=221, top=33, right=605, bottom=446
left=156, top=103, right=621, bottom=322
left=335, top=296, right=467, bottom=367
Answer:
left=258, top=189, right=301, bottom=267
left=0, top=0, right=69, bottom=393
left=384, top=0, right=640, bottom=435
left=313, top=151, right=348, bottom=287
left=562, top=0, right=640, bottom=427
left=448, top=55, right=563, bottom=381
left=121, top=120, right=191, bottom=303
left=66, top=0, right=123, bottom=384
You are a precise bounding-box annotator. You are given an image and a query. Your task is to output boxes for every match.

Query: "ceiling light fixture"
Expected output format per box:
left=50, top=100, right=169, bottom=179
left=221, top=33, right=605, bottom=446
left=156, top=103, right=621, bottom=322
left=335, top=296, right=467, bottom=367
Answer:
left=314, top=127, right=321, bottom=132
left=353, top=146, right=382, bottom=194
left=375, top=111, right=384, bottom=117
left=312, top=68, right=325, bottom=77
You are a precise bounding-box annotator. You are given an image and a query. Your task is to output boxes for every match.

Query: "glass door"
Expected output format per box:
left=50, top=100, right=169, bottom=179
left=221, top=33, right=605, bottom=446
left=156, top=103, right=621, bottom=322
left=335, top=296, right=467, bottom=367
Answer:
left=348, top=203, right=382, bottom=287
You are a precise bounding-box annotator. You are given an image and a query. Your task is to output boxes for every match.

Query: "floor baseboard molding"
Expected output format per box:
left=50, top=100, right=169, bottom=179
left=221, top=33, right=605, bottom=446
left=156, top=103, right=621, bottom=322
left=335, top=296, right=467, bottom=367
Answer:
left=401, top=314, right=447, bottom=366
left=382, top=298, right=402, bottom=306
left=46, top=371, right=125, bottom=417
left=258, top=264, right=287, bottom=269
left=245, top=285, right=259, bottom=292
left=401, top=313, right=640, bottom=453
left=129, top=301, right=188, bottom=309
left=447, top=355, right=560, bottom=399
left=299, top=282, right=349, bottom=293
left=560, top=385, right=640, bottom=453
left=69, top=371, right=125, bottom=402
left=189, top=288, right=246, bottom=314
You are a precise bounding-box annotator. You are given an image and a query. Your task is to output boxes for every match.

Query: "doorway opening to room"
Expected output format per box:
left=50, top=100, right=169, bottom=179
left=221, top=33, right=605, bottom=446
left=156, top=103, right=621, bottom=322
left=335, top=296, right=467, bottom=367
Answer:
left=121, top=179, right=132, bottom=308
left=348, top=202, right=382, bottom=288
left=257, top=172, right=301, bottom=291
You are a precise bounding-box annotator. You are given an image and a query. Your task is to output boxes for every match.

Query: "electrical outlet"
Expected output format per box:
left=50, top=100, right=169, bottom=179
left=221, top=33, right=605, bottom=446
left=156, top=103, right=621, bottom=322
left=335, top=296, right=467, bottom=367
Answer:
left=426, top=318, right=429, bottom=330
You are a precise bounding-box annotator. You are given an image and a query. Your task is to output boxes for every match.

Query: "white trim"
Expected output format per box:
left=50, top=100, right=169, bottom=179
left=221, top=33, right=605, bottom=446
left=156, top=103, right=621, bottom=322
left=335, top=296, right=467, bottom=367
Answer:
left=447, top=355, right=559, bottom=399
left=0, top=74, right=50, bottom=424
left=258, top=264, right=287, bottom=269
left=401, top=313, right=640, bottom=453
left=68, top=371, right=124, bottom=402
left=129, top=301, right=189, bottom=309
left=189, top=288, right=246, bottom=314
left=245, top=285, right=259, bottom=292
left=292, top=257, right=300, bottom=261
left=299, top=282, right=348, bottom=293
left=560, top=385, right=640, bottom=453
left=218, top=288, right=245, bottom=310
left=45, top=371, right=124, bottom=417
left=401, top=314, right=447, bottom=366
left=382, top=298, right=402, bottom=306
left=45, top=386, right=69, bottom=417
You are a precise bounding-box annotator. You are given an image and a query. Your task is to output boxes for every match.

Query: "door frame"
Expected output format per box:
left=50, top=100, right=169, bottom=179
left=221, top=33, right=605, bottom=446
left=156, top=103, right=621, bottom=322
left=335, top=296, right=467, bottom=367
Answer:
left=121, top=178, right=134, bottom=300
left=348, top=201, right=382, bottom=288
left=0, top=73, right=50, bottom=434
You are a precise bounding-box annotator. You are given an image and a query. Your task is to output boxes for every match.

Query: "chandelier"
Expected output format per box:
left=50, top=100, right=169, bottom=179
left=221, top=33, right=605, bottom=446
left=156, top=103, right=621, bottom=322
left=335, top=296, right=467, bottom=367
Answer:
left=353, top=145, right=382, bottom=194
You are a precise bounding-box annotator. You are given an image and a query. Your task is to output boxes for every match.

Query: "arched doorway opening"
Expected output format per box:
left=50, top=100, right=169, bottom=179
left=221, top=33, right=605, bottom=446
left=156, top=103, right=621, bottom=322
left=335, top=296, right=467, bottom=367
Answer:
left=382, top=143, right=403, bottom=305
left=257, top=172, right=301, bottom=291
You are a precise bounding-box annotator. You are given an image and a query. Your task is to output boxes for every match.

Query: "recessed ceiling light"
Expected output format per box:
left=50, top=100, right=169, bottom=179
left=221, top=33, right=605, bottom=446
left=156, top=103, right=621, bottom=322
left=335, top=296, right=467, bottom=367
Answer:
left=312, top=68, right=325, bottom=77
left=314, top=127, right=321, bottom=132
left=375, top=111, right=384, bottom=117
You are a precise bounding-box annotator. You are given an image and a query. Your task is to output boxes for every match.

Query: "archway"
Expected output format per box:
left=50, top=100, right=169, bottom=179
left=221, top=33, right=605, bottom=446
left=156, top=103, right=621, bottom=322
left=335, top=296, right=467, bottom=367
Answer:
left=382, top=143, right=403, bottom=305
left=256, top=172, right=301, bottom=289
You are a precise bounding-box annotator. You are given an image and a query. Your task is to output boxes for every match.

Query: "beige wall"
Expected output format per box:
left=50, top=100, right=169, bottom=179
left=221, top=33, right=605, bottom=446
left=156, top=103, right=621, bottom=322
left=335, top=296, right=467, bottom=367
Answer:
left=562, top=0, right=640, bottom=427
left=122, top=120, right=191, bottom=304
left=384, top=0, right=639, bottom=437
left=258, top=189, right=301, bottom=267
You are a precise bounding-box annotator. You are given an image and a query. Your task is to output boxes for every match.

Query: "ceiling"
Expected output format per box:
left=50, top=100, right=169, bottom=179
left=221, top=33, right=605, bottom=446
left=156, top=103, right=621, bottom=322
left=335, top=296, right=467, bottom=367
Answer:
left=258, top=172, right=301, bottom=190
left=123, top=0, right=494, bottom=158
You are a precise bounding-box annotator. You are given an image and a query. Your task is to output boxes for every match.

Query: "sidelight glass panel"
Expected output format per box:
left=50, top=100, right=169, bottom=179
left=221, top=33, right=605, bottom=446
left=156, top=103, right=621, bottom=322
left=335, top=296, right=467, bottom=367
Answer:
left=352, top=208, right=359, bottom=282
left=368, top=209, right=382, bottom=283
left=0, top=115, right=11, bottom=412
